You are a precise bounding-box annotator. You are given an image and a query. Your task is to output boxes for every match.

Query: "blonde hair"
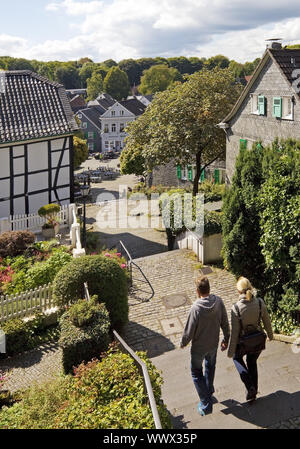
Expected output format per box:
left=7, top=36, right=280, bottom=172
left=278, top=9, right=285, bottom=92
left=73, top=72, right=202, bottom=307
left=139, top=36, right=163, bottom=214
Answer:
left=236, top=277, right=253, bottom=301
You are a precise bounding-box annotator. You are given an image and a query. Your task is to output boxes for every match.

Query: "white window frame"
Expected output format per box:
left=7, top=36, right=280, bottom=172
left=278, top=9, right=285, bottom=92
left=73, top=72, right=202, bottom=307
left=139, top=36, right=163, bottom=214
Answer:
left=82, top=122, right=87, bottom=129
left=111, top=111, right=116, bottom=116
left=88, top=132, right=94, bottom=139
left=111, top=124, right=116, bottom=132
left=104, top=124, right=109, bottom=133
left=282, top=96, right=294, bottom=120
left=105, top=141, right=109, bottom=150
left=120, top=110, right=124, bottom=116
left=120, top=123, right=125, bottom=132
left=250, top=94, right=259, bottom=115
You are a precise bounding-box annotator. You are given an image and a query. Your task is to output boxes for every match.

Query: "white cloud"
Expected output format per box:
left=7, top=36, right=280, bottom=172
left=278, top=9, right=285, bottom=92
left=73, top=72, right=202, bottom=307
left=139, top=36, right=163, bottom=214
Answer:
left=0, top=34, right=27, bottom=55
left=3, top=0, right=300, bottom=62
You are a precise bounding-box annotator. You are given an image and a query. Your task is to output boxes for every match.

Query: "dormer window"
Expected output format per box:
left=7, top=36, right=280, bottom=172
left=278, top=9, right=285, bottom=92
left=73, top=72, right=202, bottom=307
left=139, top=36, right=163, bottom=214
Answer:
left=111, top=111, right=116, bottom=116
left=120, top=110, right=124, bottom=116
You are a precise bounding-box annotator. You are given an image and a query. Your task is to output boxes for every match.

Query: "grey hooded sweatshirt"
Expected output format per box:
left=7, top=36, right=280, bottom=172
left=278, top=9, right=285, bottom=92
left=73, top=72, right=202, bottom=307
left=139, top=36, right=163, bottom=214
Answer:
left=181, top=294, right=230, bottom=355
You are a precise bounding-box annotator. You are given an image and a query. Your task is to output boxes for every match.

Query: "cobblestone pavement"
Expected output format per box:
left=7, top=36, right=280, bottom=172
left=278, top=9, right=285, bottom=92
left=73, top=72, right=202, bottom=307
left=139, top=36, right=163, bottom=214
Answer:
left=0, top=343, right=62, bottom=394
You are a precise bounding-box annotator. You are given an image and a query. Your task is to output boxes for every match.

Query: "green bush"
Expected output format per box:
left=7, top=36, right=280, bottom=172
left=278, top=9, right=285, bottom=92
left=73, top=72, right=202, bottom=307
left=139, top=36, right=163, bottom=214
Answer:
left=5, top=247, right=72, bottom=295
left=0, top=378, right=71, bottom=429
left=0, top=347, right=171, bottom=429
left=0, top=231, right=35, bottom=258
left=0, top=318, right=31, bottom=356
left=0, top=314, right=60, bottom=357
left=54, top=346, right=172, bottom=429
left=59, top=300, right=110, bottom=374
left=38, top=203, right=60, bottom=228
left=53, top=255, right=129, bottom=331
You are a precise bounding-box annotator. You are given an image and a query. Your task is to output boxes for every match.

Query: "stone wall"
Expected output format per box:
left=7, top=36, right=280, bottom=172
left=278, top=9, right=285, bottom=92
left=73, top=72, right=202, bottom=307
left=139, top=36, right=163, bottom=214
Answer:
left=226, top=57, right=300, bottom=181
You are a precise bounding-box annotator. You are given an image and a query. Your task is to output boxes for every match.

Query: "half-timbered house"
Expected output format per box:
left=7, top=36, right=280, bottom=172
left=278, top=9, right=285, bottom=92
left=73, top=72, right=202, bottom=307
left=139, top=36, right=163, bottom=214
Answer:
left=0, top=71, right=78, bottom=218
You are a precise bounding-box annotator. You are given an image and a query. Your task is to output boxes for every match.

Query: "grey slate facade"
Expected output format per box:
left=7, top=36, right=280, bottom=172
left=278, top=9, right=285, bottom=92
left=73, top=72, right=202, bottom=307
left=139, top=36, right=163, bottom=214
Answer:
left=76, top=107, right=103, bottom=153
left=219, top=45, right=300, bottom=182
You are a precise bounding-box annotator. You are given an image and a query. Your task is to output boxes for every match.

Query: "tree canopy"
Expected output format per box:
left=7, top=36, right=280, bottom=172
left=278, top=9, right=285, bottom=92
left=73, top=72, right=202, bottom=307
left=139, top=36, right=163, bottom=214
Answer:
left=86, top=71, right=103, bottom=101
left=139, top=64, right=182, bottom=95
left=103, top=66, right=130, bottom=101
left=124, top=67, right=242, bottom=194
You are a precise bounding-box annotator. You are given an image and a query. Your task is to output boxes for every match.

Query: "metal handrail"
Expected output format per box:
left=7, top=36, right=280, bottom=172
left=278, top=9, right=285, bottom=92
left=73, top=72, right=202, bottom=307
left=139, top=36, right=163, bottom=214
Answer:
left=113, top=330, right=162, bottom=429
left=119, top=240, right=155, bottom=302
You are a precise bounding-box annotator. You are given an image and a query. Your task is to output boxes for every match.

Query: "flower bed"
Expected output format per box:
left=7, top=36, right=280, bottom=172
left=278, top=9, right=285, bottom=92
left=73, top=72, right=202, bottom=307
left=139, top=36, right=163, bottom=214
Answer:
left=0, top=240, right=72, bottom=296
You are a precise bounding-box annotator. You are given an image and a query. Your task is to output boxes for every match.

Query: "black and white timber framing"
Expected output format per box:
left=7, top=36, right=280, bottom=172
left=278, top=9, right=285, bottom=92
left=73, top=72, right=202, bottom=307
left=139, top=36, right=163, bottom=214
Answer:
left=0, top=71, right=78, bottom=217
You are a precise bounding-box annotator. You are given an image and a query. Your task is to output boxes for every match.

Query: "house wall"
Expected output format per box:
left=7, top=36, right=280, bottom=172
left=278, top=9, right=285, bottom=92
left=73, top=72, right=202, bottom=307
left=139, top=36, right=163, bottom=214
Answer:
left=82, top=122, right=101, bottom=153
left=0, top=136, right=73, bottom=218
left=101, top=103, right=135, bottom=152
left=226, top=57, right=300, bottom=181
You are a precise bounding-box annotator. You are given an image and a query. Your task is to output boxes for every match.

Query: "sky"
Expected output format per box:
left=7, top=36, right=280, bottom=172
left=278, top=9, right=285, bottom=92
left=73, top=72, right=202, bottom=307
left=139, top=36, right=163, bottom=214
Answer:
left=1, top=0, right=300, bottom=63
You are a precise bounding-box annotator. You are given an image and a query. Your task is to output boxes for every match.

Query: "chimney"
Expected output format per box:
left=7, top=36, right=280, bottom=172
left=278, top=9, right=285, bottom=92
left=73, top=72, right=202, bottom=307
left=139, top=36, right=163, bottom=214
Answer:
left=266, top=38, right=283, bottom=50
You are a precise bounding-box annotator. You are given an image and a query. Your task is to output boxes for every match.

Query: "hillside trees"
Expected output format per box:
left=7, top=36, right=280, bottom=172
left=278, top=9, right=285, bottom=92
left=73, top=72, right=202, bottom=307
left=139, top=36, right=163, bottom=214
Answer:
left=103, top=66, right=130, bottom=101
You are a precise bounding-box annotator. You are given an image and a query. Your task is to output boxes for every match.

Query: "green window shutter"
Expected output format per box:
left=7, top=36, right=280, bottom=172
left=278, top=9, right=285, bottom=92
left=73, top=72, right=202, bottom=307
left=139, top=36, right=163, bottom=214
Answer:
left=94, top=132, right=96, bottom=139
left=273, top=97, right=282, bottom=118
left=240, top=139, right=247, bottom=150
left=188, top=165, right=193, bottom=181
left=200, top=169, right=205, bottom=182
left=257, top=143, right=262, bottom=150
left=214, top=169, right=220, bottom=184
left=85, top=132, right=88, bottom=139
left=177, top=165, right=182, bottom=180
left=258, top=95, right=265, bottom=115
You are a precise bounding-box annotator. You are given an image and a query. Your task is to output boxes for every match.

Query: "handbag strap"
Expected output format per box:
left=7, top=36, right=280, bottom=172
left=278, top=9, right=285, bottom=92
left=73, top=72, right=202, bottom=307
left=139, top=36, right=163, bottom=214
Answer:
left=234, top=298, right=262, bottom=333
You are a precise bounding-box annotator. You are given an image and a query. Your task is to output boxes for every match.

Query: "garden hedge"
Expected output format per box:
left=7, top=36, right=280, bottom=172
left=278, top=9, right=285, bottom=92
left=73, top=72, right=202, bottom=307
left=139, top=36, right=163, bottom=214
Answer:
left=53, top=255, right=129, bottom=331
left=0, top=318, right=31, bottom=356
left=58, top=300, right=110, bottom=374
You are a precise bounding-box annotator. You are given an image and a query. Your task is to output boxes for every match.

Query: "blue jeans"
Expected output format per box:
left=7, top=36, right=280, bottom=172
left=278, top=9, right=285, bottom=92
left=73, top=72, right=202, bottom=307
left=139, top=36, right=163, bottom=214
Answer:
left=191, top=348, right=217, bottom=413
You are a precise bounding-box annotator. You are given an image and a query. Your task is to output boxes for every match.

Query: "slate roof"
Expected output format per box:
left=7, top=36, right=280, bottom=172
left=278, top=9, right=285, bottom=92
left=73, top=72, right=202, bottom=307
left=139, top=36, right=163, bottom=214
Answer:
left=0, top=71, right=78, bottom=145
left=77, top=106, right=103, bottom=130
left=220, top=47, right=300, bottom=125
left=120, top=98, right=146, bottom=116
left=69, top=94, right=86, bottom=112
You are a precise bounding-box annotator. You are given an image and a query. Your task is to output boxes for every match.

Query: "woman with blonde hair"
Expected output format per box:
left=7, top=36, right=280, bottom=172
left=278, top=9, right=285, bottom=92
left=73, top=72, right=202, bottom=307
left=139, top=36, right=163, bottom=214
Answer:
left=227, top=277, right=273, bottom=401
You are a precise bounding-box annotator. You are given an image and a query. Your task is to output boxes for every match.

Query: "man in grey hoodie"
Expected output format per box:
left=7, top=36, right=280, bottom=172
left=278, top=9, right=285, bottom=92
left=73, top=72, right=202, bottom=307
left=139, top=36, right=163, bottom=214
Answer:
left=180, top=276, right=230, bottom=415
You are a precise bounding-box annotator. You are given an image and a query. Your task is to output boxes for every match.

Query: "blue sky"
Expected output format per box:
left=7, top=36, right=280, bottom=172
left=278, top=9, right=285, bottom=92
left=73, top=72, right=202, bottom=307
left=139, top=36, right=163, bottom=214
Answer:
left=1, top=0, right=300, bottom=63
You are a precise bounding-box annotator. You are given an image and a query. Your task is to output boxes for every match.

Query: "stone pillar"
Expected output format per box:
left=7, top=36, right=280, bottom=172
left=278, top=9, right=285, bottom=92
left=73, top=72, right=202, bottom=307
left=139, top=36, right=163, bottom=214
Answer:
left=0, top=217, right=11, bottom=234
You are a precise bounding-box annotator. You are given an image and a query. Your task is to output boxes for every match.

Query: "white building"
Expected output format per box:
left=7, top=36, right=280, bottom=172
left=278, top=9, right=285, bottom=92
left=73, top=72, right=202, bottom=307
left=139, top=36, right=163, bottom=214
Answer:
left=101, top=98, right=146, bottom=152
left=0, top=71, right=78, bottom=217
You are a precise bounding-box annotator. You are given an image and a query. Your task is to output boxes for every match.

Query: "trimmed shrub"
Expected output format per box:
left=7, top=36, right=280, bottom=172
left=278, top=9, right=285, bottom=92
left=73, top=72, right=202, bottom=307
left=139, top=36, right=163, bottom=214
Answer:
left=58, top=299, right=110, bottom=374
left=0, top=318, right=31, bottom=356
left=53, top=255, right=129, bottom=331
left=0, top=231, right=35, bottom=258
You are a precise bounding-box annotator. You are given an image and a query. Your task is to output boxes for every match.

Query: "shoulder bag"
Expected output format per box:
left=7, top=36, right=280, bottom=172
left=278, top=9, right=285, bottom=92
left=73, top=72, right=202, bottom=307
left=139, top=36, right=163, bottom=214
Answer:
left=234, top=298, right=267, bottom=357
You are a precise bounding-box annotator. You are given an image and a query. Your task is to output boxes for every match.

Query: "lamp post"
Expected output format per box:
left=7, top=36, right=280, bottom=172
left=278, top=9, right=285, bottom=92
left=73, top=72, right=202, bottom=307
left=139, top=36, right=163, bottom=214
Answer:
left=80, top=178, right=90, bottom=249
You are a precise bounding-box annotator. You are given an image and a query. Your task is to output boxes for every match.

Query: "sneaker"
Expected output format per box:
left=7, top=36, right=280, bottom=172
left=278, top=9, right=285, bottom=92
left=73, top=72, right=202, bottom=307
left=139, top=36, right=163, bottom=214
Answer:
left=197, top=401, right=212, bottom=416
left=246, top=386, right=257, bottom=401
left=197, top=402, right=206, bottom=416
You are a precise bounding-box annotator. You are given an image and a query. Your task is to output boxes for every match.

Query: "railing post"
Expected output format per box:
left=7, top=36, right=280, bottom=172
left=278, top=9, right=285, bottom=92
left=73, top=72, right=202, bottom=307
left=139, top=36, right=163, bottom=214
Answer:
left=0, top=217, right=11, bottom=234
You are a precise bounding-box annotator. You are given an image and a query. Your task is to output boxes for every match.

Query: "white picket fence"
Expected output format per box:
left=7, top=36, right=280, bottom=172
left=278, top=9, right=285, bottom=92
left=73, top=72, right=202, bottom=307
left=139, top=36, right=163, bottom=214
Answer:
left=0, top=283, right=54, bottom=323
left=0, top=204, right=74, bottom=234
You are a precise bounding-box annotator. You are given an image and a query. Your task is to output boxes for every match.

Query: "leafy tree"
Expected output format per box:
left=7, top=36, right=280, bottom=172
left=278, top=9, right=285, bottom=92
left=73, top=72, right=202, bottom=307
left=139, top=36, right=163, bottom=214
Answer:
left=139, top=64, right=181, bottom=94
left=259, top=139, right=300, bottom=313
left=125, top=67, right=242, bottom=195
left=167, top=56, right=193, bottom=74
left=103, top=66, right=130, bottom=101
left=54, top=64, right=81, bottom=89
left=86, top=72, right=103, bottom=101
left=79, top=63, right=95, bottom=87
left=102, top=59, right=118, bottom=68
left=118, top=58, right=141, bottom=86
left=73, top=136, right=89, bottom=168
left=188, top=57, right=205, bottom=74
left=204, top=55, right=230, bottom=70
left=120, top=144, right=145, bottom=176
left=222, top=143, right=266, bottom=291
left=78, top=57, right=94, bottom=66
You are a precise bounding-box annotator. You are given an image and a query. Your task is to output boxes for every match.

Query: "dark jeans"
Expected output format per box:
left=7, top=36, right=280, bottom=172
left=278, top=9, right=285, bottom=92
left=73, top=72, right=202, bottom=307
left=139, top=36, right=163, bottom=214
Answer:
left=233, top=349, right=261, bottom=392
left=191, top=349, right=217, bottom=413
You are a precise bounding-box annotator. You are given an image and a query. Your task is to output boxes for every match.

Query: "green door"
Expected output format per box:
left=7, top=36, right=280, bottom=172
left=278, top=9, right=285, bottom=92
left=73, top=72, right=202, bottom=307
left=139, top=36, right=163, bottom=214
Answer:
left=177, top=165, right=182, bottom=180
left=214, top=169, right=220, bottom=184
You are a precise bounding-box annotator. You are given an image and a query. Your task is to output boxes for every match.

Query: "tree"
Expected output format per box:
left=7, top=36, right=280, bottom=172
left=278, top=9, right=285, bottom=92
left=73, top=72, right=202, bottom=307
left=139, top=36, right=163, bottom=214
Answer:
left=102, top=59, right=118, bottom=68
left=167, top=56, right=193, bottom=74
left=73, top=136, right=89, bottom=168
left=103, top=66, right=130, bottom=101
left=222, top=143, right=266, bottom=291
left=259, top=139, right=300, bottom=313
left=78, top=57, right=94, bottom=66
left=86, top=72, right=103, bottom=101
left=204, top=55, right=230, bottom=70
left=54, top=64, right=81, bottom=89
left=125, top=67, right=242, bottom=195
left=79, top=63, right=95, bottom=87
left=120, top=144, right=145, bottom=176
left=118, top=58, right=141, bottom=87
left=139, top=64, right=182, bottom=95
